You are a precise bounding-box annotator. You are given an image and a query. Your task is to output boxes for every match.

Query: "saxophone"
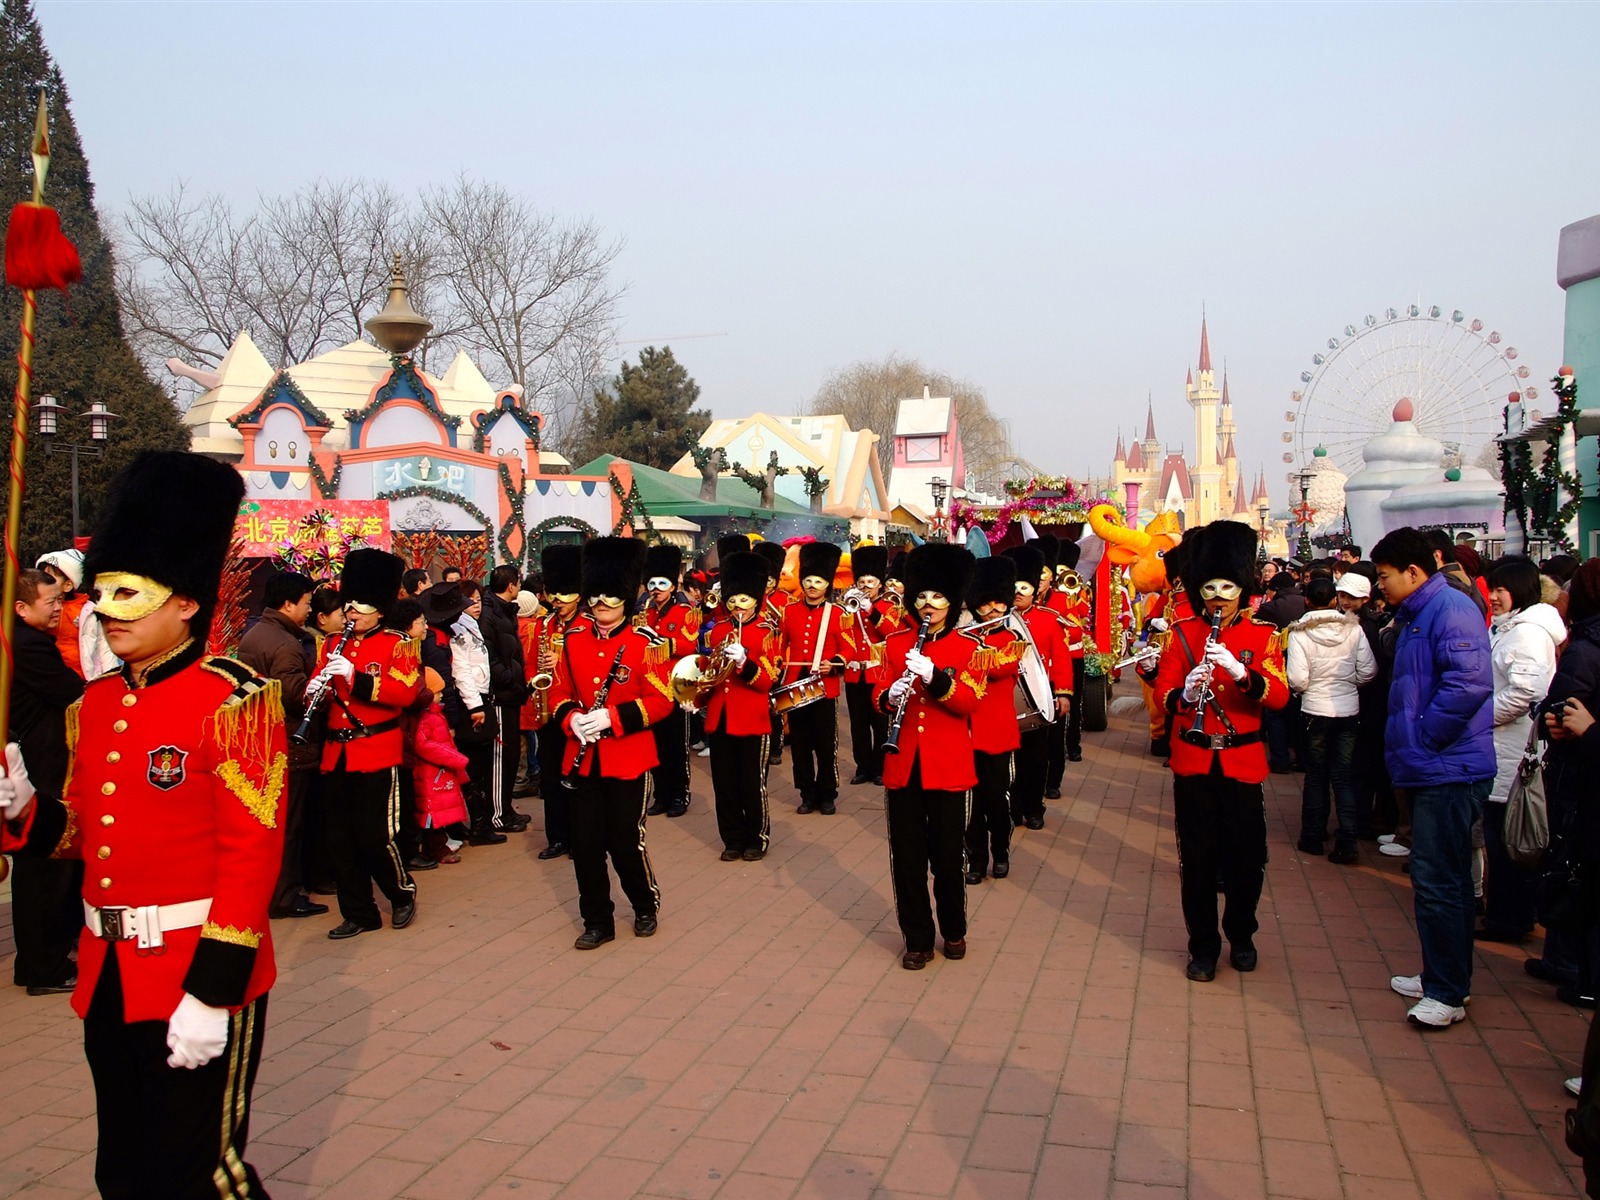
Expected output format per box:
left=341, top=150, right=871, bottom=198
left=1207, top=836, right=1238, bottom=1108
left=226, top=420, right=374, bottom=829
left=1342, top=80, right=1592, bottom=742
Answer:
left=529, top=617, right=563, bottom=726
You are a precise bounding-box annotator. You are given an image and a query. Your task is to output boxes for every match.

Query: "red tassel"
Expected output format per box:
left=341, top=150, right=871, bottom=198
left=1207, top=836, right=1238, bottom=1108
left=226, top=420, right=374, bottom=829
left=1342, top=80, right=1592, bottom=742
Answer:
left=5, top=202, right=82, bottom=291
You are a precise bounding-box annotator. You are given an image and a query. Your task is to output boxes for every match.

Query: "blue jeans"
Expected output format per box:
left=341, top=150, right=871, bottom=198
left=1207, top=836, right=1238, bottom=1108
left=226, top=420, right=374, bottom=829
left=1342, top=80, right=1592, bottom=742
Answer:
left=1409, top=779, right=1491, bottom=1006
left=523, top=731, right=539, bottom=775
left=1300, top=714, right=1359, bottom=847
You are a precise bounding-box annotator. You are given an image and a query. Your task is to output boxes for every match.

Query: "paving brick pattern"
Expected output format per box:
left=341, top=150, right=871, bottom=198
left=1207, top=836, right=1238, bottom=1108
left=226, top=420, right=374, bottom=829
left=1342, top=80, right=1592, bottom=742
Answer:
left=1, top=706, right=1590, bottom=1198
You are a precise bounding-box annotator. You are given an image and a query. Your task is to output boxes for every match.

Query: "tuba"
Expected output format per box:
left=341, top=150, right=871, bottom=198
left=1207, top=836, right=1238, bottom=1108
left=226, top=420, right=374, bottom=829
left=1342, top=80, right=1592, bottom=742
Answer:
left=669, top=624, right=742, bottom=705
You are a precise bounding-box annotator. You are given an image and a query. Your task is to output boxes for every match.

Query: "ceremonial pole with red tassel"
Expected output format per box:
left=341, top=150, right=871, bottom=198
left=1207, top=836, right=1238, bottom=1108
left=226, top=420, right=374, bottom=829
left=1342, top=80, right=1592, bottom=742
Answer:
left=0, top=89, right=82, bottom=748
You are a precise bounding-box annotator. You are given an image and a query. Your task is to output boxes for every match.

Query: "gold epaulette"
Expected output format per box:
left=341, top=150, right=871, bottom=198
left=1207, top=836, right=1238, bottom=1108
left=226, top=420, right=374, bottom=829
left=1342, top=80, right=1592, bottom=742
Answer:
left=389, top=636, right=421, bottom=686
left=203, top=659, right=287, bottom=829
left=634, top=624, right=671, bottom=665
left=968, top=645, right=996, bottom=674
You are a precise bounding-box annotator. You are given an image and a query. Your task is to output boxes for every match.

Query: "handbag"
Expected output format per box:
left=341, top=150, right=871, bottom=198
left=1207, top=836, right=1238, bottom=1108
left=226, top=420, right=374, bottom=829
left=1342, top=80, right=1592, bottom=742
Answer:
left=1502, top=717, right=1549, bottom=869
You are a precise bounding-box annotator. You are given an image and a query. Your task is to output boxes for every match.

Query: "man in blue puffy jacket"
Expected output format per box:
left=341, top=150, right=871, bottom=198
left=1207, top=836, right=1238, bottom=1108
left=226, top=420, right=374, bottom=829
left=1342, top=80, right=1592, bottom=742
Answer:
left=1371, top=528, right=1494, bottom=1029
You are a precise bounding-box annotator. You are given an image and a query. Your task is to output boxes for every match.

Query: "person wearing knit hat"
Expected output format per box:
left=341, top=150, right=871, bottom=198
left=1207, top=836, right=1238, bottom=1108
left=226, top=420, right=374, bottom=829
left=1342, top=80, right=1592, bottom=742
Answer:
left=1002, top=542, right=1072, bottom=830
left=779, top=540, right=848, bottom=814
left=640, top=543, right=694, bottom=818
left=843, top=544, right=890, bottom=785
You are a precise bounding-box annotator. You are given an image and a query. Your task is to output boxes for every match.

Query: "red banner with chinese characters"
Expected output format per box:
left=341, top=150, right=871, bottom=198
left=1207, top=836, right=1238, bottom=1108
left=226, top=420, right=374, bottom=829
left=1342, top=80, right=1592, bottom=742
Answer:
left=235, top=500, right=392, bottom=558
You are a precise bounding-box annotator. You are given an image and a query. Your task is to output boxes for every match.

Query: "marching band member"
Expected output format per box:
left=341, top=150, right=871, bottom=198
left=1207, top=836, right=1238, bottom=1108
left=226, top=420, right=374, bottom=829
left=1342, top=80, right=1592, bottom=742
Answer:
left=1003, top=543, right=1072, bottom=829
left=1137, top=539, right=1190, bottom=759
left=843, top=543, right=889, bottom=786
left=548, top=537, right=674, bottom=950
left=884, top=550, right=907, bottom=608
left=702, top=551, right=783, bottom=861
left=779, top=540, right=848, bottom=815
left=641, top=543, right=694, bottom=818
left=875, top=544, right=983, bottom=970
left=1052, top=539, right=1092, bottom=768
left=527, top=545, right=583, bottom=860
left=1153, top=523, right=1289, bottom=982
left=753, top=539, right=790, bottom=767
left=0, top=452, right=286, bottom=1197
left=964, top=555, right=1025, bottom=884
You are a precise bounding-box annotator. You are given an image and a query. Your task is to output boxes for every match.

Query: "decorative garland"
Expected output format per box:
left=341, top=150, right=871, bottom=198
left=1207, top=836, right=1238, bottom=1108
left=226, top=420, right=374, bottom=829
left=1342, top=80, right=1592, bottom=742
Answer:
left=1500, top=393, right=1536, bottom=549
left=379, top=483, right=494, bottom=542
left=497, top=461, right=527, bottom=566
left=344, top=355, right=462, bottom=432
left=797, top=466, right=830, bottom=497
left=689, top=445, right=728, bottom=472
left=950, top=484, right=1119, bottom=545
left=228, top=370, right=334, bottom=430
left=1535, top=369, right=1583, bottom=552
left=527, top=515, right=599, bottom=545
left=1002, top=474, right=1093, bottom=500
left=728, top=451, right=787, bottom=503
left=608, top=472, right=657, bottom=539
left=308, top=453, right=343, bottom=500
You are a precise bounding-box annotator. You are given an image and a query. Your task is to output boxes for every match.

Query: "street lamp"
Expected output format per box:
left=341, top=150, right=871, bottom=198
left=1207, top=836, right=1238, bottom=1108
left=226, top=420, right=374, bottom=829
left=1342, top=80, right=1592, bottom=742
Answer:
left=1257, top=502, right=1270, bottom=564
left=36, top=395, right=119, bottom=540
left=1294, top=464, right=1315, bottom=562
left=929, top=476, right=948, bottom=542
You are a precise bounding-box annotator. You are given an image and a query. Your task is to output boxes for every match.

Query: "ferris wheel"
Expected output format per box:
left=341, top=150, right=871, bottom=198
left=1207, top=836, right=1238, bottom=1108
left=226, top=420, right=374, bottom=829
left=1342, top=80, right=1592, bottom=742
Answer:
left=1283, top=305, right=1531, bottom=482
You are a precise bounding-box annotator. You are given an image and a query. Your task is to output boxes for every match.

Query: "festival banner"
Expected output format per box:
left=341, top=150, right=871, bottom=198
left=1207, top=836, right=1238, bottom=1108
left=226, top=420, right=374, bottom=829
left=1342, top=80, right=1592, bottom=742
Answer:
left=235, top=499, right=392, bottom=558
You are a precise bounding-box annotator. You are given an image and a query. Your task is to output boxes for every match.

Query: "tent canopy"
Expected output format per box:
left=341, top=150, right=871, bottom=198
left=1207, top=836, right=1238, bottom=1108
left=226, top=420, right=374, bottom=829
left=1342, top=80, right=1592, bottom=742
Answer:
left=576, top=455, right=814, bottom=520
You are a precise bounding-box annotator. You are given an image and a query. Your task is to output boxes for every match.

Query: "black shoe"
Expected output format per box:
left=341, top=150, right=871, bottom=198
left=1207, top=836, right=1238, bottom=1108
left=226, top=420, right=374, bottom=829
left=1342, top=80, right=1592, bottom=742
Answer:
left=537, top=842, right=568, bottom=860
left=406, top=854, right=440, bottom=871
left=505, top=812, right=533, bottom=832
left=1044, top=787, right=1062, bottom=800
left=1186, top=959, right=1217, bottom=982
left=849, top=771, right=872, bottom=785
left=741, top=847, right=765, bottom=862
left=328, top=920, right=380, bottom=940
left=575, top=927, right=615, bottom=950
left=646, top=800, right=671, bottom=816
left=1559, top=983, right=1598, bottom=1010
left=667, top=802, right=688, bottom=818
left=288, top=896, right=330, bottom=918
left=1025, top=816, right=1045, bottom=830
left=769, top=754, right=784, bottom=767
left=391, top=901, right=416, bottom=930
left=1149, top=738, right=1170, bottom=758
left=872, top=775, right=883, bottom=786
left=468, top=825, right=507, bottom=846
left=797, top=802, right=817, bottom=815
left=1230, top=945, right=1258, bottom=972
left=720, top=848, right=743, bottom=862
left=819, top=802, right=837, bottom=815
left=943, top=939, right=967, bottom=961
left=24, top=977, right=75, bottom=996
left=513, top=777, right=539, bottom=798
left=902, top=950, right=935, bottom=971
left=1067, top=749, right=1083, bottom=763
left=992, top=861, right=1010, bottom=879
left=1525, top=958, right=1575, bottom=985
left=964, top=869, right=985, bottom=885
left=1328, top=845, right=1360, bottom=865
left=1473, top=927, right=1526, bottom=944
left=1296, top=836, right=1325, bottom=856
left=634, top=914, right=658, bottom=937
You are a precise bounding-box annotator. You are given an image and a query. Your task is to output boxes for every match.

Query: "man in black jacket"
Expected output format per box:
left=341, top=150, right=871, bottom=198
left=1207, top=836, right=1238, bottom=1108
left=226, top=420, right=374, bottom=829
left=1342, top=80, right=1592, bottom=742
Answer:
left=7, top=569, right=84, bottom=995
left=480, top=565, right=531, bottom=833
left=1258, top=572, right=1308, bottom=773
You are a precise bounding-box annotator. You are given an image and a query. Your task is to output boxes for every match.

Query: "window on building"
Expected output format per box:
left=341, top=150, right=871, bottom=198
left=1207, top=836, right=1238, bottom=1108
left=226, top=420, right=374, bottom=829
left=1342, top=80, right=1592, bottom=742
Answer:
left=905, top=436, right=941, bottom=463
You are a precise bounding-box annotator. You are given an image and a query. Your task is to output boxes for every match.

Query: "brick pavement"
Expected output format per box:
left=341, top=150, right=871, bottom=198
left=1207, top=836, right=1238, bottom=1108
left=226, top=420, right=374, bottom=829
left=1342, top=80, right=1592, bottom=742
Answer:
left=0, top=702, right=1590, bottom=1199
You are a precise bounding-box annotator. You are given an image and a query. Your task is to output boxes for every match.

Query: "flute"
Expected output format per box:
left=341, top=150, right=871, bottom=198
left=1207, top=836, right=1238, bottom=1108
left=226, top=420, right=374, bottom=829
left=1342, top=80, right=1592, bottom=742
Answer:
left=882, top=616, right=933, bottom=756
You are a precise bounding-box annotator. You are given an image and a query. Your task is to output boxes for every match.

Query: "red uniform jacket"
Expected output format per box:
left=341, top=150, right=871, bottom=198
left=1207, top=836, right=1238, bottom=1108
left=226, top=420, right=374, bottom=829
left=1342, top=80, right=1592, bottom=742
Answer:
left=780, top=600, right=850, bottom=700
left=971, top=625, right=1026, bottom=754
left=703, top=616, right=782, bottom=737
left=549, top=616, right=675, bottom=780
left=521, top=610, right=577, bottom=730
left=1018, top=604, right=1073, bottom=696
left=844, top=601, right=889, bottom=685
left=873, top=624, right=986, bottom=791
left=640, top=599, right=697, bottom=658
left=3, top=645, right=286, bottom=1021
left=1154, top=611, right=1290, bottom=784
left=1048, top=587, right=1091, bottom=660
left=318, top=627, right=422, bottom=772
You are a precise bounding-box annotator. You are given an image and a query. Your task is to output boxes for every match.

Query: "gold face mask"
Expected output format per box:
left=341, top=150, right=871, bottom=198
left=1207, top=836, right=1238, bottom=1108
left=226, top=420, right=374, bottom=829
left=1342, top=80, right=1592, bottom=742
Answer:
left=552, top=592, right=580, bottom=605
left=588, top=595, right=625, bottom=610
left=914, top=591, right=950, bottom=610
left=1014, top=582, right=1035, bottom=598
left=92, top=572, right=173, bottom=622
left=724, top=593, right=758, bottom=615
left=1200, top=579, right=1243, bottom=601
left=801, top=575, right=828, bottom=590
left=343, top=601, right=379, bottom=615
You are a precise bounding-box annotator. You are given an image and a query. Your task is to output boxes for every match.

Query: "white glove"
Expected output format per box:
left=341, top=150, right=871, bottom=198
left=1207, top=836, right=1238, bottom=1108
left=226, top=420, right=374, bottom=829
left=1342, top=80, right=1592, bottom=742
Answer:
left=723, top=642, right=747, bottom=666
left=322, top=654, right=356, bottom=683
left=1204, top=641, right=1246, bottom=681
left=679, top=701, right=699, bottom=714
left=905, top=649, right=935, bottom=684
left=586, top=708, right=612, bottom=736
left=1182, top=663, right=1211, bottom=705
left=1147, top=617, right=1169, bottom=634
left=887, top=677, right=913, bottom=704
left=166, top=993, right=229, bottom=1069
left=0, top=743, right=35, bottom=820
left=570, top=712, right=599, bottom=743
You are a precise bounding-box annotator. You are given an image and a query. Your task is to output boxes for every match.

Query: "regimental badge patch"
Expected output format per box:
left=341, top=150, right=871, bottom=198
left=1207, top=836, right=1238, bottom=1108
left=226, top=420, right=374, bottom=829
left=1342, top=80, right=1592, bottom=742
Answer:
left=614, top=664, right=633, bottom=684
left=366, top=661, right=383, bottom=677
left=1240, top=649, right=1254, bottom=665
left=148, top=746, right=189, bottom=791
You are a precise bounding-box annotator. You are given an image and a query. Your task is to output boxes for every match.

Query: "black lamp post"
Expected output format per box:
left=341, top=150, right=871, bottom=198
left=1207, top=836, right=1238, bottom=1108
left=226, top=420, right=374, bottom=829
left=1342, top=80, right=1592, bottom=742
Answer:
left=36, top=396, right=119, bottom=540
left=929, top=476, right=948, bottom=542
left=1295, top=465, right=1315, bottom=562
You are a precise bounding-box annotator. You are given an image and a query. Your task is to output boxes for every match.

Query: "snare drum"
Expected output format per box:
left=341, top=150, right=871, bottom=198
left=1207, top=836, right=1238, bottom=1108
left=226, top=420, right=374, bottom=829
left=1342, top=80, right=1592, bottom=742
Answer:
left=771, top=674, right=827, bottom=715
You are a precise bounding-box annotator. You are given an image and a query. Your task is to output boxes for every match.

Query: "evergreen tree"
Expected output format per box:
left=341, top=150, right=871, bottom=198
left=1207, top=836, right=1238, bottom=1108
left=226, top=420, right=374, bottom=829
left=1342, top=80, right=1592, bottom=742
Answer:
left=0, top=0, right=189, bottom=561
left=571, top=346, right=710, bottom=470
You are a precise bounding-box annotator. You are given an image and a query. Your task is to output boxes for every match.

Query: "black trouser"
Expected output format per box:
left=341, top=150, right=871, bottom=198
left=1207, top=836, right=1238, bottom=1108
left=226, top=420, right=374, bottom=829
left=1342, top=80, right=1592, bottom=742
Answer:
left=269, top=770, right=311, bottom=915
left=1172, top=758, right=1267, bottom=964
left=569, top=771, right=659, bottom=932
left=323, top=762, right=415, bottom=926
left=493, top=699, right=522, bottom=827
left=966, top=750, right=1013, bottom=874
left=710, top=729, right=770, bottom=853
left=301, top=769, right=336, bottom=892
left=1482, top=800, right=1540, bottom=938
left=84, top=953, right=270, bottom=1200
left=844, top=679, right=886, bottom=779
left=650, top=705, right=690, bottom=807
left=459, top=737, right=493, bottom=828
left=537, top=723, right=570, bottom=847
left=1046, top=659, right=1085, bottom=789
left=886, top=758, right=969, bottom=952
left=1012, top=727, right=1049, bottom=821
left=1067, top=659, right=1084, bottom=755
left=1354, top=717, right=1394, bottom=836
left=770, top=711, right=784, bottom=761
left=788, top=696, right=838, bottom=805
left=9, top=855, right=81, bottom=987
left=395, top=771, right=421, bottom=862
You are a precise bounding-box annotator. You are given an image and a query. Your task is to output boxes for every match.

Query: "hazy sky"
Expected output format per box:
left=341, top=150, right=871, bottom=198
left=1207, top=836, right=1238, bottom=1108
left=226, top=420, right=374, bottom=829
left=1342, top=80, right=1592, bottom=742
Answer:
left=36, top=1, right=1600, bottom=508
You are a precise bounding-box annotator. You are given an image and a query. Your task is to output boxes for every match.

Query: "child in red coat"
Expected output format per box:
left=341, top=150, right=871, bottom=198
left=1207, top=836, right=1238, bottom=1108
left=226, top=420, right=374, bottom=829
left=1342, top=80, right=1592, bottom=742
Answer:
left=414, top=668, right=471, bottom=864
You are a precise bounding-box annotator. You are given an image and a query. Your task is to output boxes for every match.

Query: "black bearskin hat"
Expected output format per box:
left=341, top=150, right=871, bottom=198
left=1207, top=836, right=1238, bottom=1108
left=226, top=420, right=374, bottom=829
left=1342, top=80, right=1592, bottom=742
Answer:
left=852, top=544, right=888, bottom=583
left=643, top=543, right=682, bottom=586
left=1059, top=539, right=1082, bottom=570
left=715, top=534, right=751, bottom=567
left=905, top=544, right=974, bottom=608
left=582, top=536, right=646, bottom=602
left=339, top=548, right=406, bottom=613
left=798, top=540, right=842, bottom=585
left=1162, top=537, right=1189, bottom=587
left=886, top=549, right=907, bottom=583
left=1035, top=533, right=1061, bottom=572
left=967, top=555, right=1016, bottom=617
left=83, top=451, right=244, bottom=640
left=1183, top=522, right=1258, bottom=613
left=752, top=539, right=786, bottom=582
left=1003, top=543, right=1046, bottom=591
left=719, top=552, right=768, bottom=606
left=541, top=544, right=582, bottom=595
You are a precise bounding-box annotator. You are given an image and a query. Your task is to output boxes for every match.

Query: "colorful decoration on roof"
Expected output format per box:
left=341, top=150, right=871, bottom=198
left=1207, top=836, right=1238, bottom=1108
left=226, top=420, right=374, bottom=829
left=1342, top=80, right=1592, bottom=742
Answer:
left=952, top=475, right=1119, bottom=544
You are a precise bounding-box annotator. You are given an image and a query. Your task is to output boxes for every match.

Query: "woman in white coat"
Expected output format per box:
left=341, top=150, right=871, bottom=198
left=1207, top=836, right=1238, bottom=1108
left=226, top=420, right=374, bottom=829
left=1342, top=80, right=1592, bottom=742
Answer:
left=1477, top=557, right=1566, bottom=943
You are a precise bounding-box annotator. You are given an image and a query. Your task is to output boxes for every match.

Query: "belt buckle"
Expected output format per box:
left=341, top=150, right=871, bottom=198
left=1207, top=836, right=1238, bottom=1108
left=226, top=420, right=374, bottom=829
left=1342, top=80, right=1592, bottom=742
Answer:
left=1208, top=734, right=1228, bottom=751
left=98, top=907, right=128, bottom=941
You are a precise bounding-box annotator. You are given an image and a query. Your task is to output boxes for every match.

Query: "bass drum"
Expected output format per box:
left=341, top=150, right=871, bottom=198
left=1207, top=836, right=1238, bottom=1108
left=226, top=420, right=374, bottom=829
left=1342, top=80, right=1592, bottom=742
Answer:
left=1013, top=616, right=1056, bottom=733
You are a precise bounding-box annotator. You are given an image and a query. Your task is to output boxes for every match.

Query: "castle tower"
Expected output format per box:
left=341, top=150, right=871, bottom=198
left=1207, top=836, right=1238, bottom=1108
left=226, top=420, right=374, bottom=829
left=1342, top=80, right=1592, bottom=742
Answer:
left=1141, top=396, right=1160, bottom=466
left=1222, top=431, right=1240, bottom=515
left=1186, top=315, right=1224, bottom=522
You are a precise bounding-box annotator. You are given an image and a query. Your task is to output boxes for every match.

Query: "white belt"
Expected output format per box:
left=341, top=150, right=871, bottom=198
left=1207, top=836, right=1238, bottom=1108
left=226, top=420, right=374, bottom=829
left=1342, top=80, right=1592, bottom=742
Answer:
left=83, top=898, right=212, bottom=950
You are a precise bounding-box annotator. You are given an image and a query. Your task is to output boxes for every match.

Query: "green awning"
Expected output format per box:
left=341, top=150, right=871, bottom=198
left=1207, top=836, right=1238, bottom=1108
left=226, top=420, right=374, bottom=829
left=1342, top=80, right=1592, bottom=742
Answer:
left=577, top=456, right=815, bottom=519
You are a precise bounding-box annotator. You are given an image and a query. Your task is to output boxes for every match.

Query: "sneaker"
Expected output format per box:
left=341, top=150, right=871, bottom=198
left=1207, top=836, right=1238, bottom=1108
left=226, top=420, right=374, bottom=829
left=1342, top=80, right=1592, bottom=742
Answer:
left=1390, top=974, right=1424, bottom=999
left=1379, top=842, right=1410, bottom=858
left=1567, top=1077, right=1583, bottom=1098
left=1377, top=834, right=1397, bottom=845
left=1407, top=997, right=1466, bottom=1028
left=696, top=746, right=710, bottom=758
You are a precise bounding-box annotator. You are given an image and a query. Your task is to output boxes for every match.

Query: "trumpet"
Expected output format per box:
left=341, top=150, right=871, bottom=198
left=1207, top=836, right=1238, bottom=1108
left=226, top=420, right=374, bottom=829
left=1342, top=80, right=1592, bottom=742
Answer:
left=839, top=587, right=873, bottom=615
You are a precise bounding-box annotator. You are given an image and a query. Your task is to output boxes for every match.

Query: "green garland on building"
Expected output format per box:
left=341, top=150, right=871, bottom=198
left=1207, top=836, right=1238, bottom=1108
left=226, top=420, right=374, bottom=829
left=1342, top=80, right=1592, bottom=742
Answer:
left=527, top=515, right=599, bottom=546
left=1535, top=370, right=1583, bottom=552
left=308, top=454, right=343, bottom=500
left=496, top=461, right=527, bottom=566
left=379, top=484, right=494, bottom=543
left=608, top=472, right=657, bottom=539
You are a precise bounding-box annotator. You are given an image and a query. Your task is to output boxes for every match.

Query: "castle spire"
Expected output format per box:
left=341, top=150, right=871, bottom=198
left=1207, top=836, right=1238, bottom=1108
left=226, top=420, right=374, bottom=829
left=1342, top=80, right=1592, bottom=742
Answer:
left=1114, top=429, right=1126, bottom=463
left=1221, top=363, right=1231, bottom=406
left=1144, top=396, right=1157, bottom=442
left=1198, top=314, right=1212, bottom=374
left=1223, top=433, right=1236, bottom=460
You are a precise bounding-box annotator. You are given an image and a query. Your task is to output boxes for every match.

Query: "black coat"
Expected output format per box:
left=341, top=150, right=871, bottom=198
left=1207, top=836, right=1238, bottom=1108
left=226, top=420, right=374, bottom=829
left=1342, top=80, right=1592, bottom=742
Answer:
left=1258, top=585, right=1308, bottom=629
left=1542, top=613, right=1600, bottom=863
left=479, top=592, right=526, bottom=706
left=236, top=607, right=320, bottom=772
left=7, top=622, right=84, bottom=795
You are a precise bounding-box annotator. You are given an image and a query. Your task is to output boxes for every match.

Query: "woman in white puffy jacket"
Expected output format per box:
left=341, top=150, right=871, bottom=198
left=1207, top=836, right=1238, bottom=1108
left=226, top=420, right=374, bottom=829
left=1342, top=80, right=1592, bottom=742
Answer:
left=1287, top=575, right=1378, bottom=863
left=449, top=581, right=499, bottom=838
left=1477, top=558, right=1566, bottom=943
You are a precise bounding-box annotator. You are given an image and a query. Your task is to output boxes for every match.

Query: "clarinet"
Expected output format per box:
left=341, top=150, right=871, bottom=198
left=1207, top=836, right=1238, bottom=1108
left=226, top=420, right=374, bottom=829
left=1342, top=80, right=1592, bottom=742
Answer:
left=560, top=647, right=631, bottom=787
left=291, top=620, right=356, bottom=745
left=882, top=616, right=933, bottom=756
left=1181, top=607, right=1226, bottom=747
